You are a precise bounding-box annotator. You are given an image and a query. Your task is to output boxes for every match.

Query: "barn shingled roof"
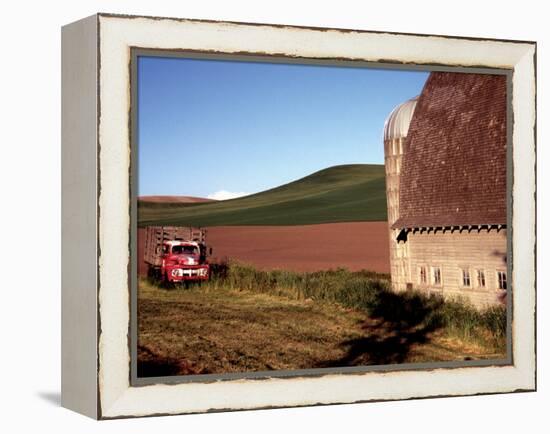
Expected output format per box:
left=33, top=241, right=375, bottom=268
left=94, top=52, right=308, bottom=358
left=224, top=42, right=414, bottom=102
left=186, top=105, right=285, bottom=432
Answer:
left=392, top=72, right=507, bottom=229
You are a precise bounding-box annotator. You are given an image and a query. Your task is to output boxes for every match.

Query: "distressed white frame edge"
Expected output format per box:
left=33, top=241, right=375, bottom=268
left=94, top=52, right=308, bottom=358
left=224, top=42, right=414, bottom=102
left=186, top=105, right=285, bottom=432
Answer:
left=61, top=14, right=99, bottom=419
left=94, top=14, right=535, bottom=419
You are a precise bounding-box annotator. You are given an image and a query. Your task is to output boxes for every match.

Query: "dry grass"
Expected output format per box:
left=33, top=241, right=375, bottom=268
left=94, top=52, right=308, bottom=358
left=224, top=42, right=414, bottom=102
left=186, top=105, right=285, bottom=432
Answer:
left=137, top=278, right=506, bottom=377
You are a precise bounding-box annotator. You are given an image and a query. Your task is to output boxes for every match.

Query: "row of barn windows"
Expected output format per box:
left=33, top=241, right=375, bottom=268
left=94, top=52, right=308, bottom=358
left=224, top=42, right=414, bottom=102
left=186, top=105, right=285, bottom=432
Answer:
left=418, top=265, right=507, bottom=290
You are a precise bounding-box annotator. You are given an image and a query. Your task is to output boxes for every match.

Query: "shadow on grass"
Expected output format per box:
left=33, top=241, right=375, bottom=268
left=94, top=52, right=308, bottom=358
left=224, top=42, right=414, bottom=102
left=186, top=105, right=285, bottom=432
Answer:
left=137, top=345, right=209, bottom=378
left=317, top=290, right=445, bottom=367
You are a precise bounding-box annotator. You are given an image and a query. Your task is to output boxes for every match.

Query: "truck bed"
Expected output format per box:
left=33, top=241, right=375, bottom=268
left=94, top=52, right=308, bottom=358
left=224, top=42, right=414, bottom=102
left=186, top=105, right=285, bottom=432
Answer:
left=143, top=226, right=207, bottom=267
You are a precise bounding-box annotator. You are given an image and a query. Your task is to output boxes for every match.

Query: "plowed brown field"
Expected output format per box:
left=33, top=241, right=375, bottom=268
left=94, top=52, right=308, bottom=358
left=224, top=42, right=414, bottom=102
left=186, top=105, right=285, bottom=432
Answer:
left=138, top=222, right=390, bottom=275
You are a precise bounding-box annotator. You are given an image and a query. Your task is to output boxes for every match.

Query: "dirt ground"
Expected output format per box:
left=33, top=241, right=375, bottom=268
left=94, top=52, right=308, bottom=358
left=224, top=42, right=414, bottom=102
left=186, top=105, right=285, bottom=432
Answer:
left=138, top=222, right=390, bottom=275
left=137, top=280, right=504, bottom=377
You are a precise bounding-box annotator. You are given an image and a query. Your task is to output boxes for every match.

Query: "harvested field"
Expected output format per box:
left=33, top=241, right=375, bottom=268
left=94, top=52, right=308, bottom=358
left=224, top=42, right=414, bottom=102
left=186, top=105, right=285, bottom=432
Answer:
left=137, top=279, right=505, bottom=377
left=137, top=221, right=390, bottom=276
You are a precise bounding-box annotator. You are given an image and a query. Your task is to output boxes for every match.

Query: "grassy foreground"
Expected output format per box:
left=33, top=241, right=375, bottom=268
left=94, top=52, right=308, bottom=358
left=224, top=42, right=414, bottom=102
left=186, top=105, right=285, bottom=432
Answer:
left=138, top=164, right=387, bottom=227
left=137, top=264, right=506, bottom=377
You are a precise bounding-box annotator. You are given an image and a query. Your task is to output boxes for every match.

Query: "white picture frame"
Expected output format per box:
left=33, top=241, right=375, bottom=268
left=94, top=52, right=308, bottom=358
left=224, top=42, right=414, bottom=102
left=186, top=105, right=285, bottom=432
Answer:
left=61, top=13, right=536, bottom=419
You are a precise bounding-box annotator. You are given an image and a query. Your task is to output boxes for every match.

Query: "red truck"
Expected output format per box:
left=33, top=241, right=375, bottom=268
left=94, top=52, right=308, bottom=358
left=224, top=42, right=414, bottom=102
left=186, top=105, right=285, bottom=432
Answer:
left=143, top=226, right=211, bottom=284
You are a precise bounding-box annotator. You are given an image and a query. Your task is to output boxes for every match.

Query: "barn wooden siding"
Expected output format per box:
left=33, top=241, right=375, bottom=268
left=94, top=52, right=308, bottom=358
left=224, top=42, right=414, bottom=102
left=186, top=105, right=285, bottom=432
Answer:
left=393, top=227, right=507, bottom=308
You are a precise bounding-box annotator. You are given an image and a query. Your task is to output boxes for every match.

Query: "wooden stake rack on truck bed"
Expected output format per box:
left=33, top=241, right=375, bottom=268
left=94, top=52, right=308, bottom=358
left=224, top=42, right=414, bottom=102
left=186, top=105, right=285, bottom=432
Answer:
left=143, top=226, right=207, bottom=267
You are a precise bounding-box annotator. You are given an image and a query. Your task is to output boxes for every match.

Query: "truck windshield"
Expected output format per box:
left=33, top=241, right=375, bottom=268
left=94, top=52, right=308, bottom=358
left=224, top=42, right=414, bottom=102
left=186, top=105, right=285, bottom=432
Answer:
left=171, top=245, right=198, bottom=255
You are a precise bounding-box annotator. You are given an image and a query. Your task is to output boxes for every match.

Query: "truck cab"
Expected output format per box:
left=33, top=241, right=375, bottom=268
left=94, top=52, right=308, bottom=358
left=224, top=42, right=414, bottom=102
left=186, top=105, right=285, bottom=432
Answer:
left=160, top=240, right=210, bottom=282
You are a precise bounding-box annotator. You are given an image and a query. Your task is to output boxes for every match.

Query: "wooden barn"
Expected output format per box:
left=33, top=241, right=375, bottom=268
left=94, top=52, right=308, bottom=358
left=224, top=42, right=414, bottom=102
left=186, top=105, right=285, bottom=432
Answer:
left=383, top=72, right=508, bottom=308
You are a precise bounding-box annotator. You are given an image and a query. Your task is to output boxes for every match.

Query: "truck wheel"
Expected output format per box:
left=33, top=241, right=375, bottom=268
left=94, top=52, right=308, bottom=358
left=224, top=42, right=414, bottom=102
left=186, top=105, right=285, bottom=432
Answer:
left=148, top=268, right=162, bottom=285
left=161, top=274, right=172, bottom=289
left=147, top=267, right=155, bottom=284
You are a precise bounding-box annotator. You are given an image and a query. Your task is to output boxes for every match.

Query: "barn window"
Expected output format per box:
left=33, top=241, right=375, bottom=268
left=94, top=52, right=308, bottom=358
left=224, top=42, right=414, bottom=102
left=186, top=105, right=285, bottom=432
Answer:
left=462, top=269, right=471, bottom=287
left=432, top=267, right=441, bottom=285
left=497, top=271, right=507, bottom=290
left=419, top=266, right=427, bottom=284
left=476, top=270, right=486, bottom=288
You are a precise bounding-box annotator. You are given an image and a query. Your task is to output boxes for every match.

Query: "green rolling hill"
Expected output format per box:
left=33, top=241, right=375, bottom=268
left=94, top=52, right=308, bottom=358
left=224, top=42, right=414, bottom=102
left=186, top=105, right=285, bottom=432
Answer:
left=138, top=164, right=387, bottom=227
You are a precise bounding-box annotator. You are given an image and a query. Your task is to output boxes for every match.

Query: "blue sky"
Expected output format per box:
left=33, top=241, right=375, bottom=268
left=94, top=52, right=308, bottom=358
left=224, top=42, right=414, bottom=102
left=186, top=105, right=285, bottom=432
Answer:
left=138, top=56, right=428, bottom=199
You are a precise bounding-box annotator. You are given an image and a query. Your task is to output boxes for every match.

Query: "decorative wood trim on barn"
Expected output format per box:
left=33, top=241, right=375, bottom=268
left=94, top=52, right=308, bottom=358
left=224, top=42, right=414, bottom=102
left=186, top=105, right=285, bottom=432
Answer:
left=396, top=224, right=507, bottom=242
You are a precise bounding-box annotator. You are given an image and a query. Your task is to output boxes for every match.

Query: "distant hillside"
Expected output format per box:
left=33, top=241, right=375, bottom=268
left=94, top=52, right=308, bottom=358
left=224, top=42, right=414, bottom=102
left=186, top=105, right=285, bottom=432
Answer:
left=138, top=164, right=387, bottom=227
left=139, top=195, right=215, bottom=204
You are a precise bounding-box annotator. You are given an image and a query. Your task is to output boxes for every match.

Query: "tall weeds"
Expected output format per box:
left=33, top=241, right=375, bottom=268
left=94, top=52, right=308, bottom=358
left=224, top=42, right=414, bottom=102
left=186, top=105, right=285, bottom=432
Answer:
left=203, top=262, right=507, bottom=352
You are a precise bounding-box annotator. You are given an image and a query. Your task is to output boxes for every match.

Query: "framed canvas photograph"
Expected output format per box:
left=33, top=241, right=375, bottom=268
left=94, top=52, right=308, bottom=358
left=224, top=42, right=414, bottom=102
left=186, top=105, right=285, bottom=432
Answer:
left=61, top=13, right=536, bottom=419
